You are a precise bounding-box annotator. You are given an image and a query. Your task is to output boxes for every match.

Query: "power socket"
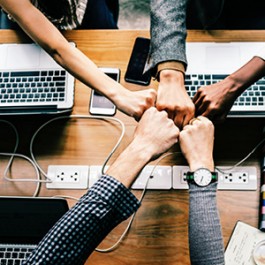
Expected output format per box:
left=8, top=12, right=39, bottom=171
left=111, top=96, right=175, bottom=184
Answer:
left=46, top=165, right=89, bottom=189
left=172, top=166, right=257, bottom=190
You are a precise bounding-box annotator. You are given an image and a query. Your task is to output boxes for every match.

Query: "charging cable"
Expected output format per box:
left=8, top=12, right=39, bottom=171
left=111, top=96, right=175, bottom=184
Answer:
left=29, top=114, right=125, bottom=179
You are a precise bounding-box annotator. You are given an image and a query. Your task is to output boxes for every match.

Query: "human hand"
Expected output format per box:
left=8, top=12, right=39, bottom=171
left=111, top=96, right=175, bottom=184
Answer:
left=115, top=88, right=157, bottom=121
left=132, top=107, right=180, bottom=161
left=156, top=70, right=195, bottom=128
left=193, top=77, right=239, bottom=123
left=179, top=116, right=214, bottom=171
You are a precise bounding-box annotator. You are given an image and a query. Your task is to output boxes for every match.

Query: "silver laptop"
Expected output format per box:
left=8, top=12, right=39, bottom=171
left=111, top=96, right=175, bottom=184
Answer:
left=0, top=43, right=75, bottom=115
left=0, top=196, right=69, bottom=264
left=185, top=42, right=265, bottom=117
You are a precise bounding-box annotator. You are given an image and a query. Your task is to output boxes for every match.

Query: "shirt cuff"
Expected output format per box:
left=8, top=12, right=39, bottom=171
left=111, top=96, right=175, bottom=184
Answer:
left=155, top=61, right=186, bottom=81
left=89, top=175, right=140, bottom=220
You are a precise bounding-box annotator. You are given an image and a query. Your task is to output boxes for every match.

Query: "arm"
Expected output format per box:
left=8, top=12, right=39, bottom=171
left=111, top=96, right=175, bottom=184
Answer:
left=179, top=116, right=225, bottom=265
left=0, top=0, right=156, bottom=120
left=146, top=0, right=194, bottom=128
left=23, top=107, right=179, bottom=265
left=193, top=54, right=265, bottom=123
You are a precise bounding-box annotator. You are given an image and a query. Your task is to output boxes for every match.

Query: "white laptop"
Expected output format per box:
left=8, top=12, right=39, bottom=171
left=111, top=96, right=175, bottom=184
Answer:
left=185, top=42, right=265, bottom=117
left=0, top=43, right=75, bottom=115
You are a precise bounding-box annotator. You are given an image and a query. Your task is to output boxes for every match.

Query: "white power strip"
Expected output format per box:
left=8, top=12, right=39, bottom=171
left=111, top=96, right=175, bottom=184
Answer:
left=131, top=165, right=172, bottom=190
left=46, top=165, right=258, bottom=191
left=46, top=165, right=89, bottom=189
left=172, top=166, right=257, bottom=190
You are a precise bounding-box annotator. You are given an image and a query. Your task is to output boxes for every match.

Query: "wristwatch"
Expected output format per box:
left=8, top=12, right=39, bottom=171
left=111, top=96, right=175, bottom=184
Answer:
left=186, top=168, right=218, bottom=187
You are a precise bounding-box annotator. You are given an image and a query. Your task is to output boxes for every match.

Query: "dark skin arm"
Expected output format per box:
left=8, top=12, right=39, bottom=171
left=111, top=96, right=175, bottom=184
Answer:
left=193, top=56, right=265, bottom=123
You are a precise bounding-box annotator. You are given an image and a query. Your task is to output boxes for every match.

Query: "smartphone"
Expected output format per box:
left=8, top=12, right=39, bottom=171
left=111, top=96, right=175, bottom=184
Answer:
left=89, top=67, right=120, bottom=116
left=124, top=37, right=152, bottom=86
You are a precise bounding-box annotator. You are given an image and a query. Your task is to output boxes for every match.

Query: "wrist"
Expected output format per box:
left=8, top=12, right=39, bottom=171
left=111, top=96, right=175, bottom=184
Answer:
left=159, top=69, right=185, bottom=85
left=188, top=160, right=215, bottom=172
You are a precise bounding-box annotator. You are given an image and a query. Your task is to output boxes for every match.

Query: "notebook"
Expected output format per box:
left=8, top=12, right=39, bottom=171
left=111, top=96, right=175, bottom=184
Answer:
left=0, top=196, right=69, bottom=264
left=185, top=41, right=265, bottom=117
left=0, top=43, right=75, bottom=115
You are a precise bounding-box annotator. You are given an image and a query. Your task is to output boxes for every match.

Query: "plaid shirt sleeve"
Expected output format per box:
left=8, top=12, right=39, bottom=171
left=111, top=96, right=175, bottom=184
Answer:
left=23, top=175, right=140, bottom=265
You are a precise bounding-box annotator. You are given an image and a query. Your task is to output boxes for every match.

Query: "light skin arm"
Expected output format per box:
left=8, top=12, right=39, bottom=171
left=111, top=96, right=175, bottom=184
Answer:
left=0, top=0, right=157, bottom=120
left=179, top=116, right=225, bottom=265
left=107, top=107, right=180, bottom=187
left=193, top=56, right=265, bottom=123
left=148, top=0, right=194, bottom=128
left=179, top=116, right=214, bottom=171
left=157, top=69, right=195, bottom=129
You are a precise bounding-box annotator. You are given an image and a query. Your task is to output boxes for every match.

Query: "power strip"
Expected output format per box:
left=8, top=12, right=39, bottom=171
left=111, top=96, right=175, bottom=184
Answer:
left=88, top=165, right=172, bottom=190
left=46, top=165, right=258, bottom=191
left=46, top=165, right=89, bottom=189
left=172, top=166, right=258, bottom=190
left=131, top=165, right=172, bottom=190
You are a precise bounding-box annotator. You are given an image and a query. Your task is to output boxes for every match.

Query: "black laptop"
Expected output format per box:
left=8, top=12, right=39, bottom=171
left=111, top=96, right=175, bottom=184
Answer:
left=0, top=196, right=69, bottom=264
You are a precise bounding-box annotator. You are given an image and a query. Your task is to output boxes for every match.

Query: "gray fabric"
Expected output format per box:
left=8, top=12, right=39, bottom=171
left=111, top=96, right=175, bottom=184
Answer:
left=188, top=182, right=225, bottom=265
left=146, top=0, right=188, bottom=74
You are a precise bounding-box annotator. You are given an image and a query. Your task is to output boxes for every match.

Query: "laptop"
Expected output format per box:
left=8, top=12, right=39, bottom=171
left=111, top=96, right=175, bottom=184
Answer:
left=185, top=41, right=265, bottom=117
left=0, top=196, right=69, bottom=264
left=0, top=43, right=75, bottom=115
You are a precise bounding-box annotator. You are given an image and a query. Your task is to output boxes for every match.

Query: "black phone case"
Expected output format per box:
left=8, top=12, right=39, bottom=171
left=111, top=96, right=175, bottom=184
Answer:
left=125, top=37, right=151, bottom=86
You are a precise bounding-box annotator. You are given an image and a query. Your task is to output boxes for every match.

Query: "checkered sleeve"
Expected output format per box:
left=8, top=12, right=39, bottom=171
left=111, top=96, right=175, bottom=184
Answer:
left=23, top=175, right=140, bottom=265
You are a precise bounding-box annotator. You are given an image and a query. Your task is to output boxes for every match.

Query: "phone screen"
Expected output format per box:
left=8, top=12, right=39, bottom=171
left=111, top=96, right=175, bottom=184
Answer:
left=125, top=37, right=151, bottom=86
left=89, top=69, right=119, bottom=116
left=91, top=90, right=116, bottom=109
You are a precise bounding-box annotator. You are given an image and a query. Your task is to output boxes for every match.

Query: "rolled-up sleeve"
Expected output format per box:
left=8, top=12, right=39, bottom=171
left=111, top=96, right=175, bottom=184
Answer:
left=146, top=0, right=188, bottom=75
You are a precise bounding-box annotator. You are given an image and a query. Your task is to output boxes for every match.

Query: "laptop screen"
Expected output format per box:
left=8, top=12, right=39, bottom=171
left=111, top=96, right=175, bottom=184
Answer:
left=0, top=197, right=69, bottom=244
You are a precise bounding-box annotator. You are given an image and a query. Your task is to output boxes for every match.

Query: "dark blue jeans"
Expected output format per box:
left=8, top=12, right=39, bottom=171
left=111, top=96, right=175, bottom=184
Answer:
left=0, top=0, right=119, bottom=29
left=79, top=0, right=119, bottom=29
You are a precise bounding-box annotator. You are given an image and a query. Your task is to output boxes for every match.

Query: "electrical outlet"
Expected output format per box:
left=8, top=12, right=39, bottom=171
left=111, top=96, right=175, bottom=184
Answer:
left=131, top=165, right=172, bottom=190
left=172, top=166, right=257, bottom=190
left=46, top=165, right=89, bottom=189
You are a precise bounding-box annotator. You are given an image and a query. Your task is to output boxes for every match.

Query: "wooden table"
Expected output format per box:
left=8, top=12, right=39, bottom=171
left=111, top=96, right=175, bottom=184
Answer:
left=0, top=29, right=264, bottom=265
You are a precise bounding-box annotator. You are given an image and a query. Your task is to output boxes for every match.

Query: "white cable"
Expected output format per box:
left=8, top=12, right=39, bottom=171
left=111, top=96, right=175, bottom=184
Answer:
left=0, top=119, right=43, bottom=196
left=95, top=151, right=180, bottom=253
left=215, top=136, right=265, bottom=174
left=29, top=114, right=125, bottom=180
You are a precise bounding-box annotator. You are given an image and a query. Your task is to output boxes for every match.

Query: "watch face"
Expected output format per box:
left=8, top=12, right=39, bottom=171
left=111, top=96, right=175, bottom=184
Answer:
left=194, top=168, right=213, bottom=187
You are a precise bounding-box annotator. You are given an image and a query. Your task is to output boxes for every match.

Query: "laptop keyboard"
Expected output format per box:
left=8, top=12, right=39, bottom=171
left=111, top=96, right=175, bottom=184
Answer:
left=0, top=245, right=35, bottom=265
left=185, top=74, right=265, bottom=109
left=0, top=70, right=67, bottom=105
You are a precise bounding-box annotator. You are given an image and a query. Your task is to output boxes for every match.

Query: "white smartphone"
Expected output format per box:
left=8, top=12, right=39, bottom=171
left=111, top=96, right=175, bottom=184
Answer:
left=89, top=67, right=120, bottom=116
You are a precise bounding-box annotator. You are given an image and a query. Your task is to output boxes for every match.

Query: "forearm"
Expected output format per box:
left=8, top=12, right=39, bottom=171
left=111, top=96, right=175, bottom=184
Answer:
left=53, top=44, right=125, bottom=101
left=106, top=140, right=153, bottom=188
left=188, top=182, right=225, bottom=265
left=146, top=0, right=188, bottom=74
left=1, top=0, right=126, bottom=103
left=225, top=56, right=265, bottom=97
left=24, top=175, right=140, bottom=265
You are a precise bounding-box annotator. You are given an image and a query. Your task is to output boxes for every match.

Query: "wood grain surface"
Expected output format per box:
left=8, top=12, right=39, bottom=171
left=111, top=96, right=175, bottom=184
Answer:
left=0, top=30, right=264, bottom=264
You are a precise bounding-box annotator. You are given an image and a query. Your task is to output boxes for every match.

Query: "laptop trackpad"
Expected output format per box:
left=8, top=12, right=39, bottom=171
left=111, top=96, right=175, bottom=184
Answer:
left=206, top=46, right=240, bottom=72
left=6, top=44, right=40, bottom=69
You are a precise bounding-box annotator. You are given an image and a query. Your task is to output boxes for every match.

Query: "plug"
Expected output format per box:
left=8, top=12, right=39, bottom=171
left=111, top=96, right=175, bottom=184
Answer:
left=46, top=165, right=89, bottom=189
